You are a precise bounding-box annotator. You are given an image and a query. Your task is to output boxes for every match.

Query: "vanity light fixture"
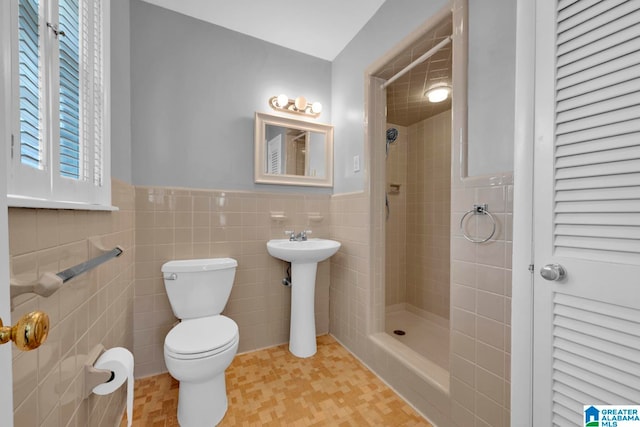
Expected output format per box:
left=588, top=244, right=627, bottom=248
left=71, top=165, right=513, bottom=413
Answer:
left=269, top=94, right=322, bottom=118
left=424, top=83, right=451, bottom=103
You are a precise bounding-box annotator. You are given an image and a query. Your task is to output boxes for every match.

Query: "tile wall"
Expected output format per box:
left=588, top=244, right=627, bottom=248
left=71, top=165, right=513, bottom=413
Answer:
left=449, top=179, right=513, bottom=427
left=331, top=189, right=454, bottom=425
left=384, top=124, right=407, bottom=307
left=406, top=112, right=451, bottom=321
left=132, top=186, right=331, bottom=377
left=9, top=179, right=135, bottom=427
left=384, top=112, right=451, bottom=323
left=328, top=80, right=513, bottom=427
left=328, top=192, right=371, bottom=352
left=332, top=182, right=512, bottom=426
left=7, top=175, right=510, bottom=427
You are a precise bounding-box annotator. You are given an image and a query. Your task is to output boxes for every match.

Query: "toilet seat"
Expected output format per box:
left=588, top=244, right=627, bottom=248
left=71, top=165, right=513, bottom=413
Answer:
left=165, top=315, right=239, bottom=360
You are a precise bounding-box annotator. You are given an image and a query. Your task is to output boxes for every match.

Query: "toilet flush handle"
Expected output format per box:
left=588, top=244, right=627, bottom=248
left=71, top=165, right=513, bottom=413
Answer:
left=164, top=273, right=177, bottom=280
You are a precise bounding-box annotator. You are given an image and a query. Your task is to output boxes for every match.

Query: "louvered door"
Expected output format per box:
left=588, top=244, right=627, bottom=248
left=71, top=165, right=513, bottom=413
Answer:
left=532, top=1, right=640, bottom=426
left=267, top=134, right=282, bottom=174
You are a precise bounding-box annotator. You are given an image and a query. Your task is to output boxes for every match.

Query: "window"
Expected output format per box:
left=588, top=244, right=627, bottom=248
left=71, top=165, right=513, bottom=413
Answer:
left=8, top=0, right=111, bottom=209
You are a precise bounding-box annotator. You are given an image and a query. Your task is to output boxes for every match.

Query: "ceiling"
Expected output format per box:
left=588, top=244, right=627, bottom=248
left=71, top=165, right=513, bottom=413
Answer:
left=139, top=0, right=452, bottom=127
left=139, top=0, right=387, bottom=61
left=377, top=15, right=453, bottom=127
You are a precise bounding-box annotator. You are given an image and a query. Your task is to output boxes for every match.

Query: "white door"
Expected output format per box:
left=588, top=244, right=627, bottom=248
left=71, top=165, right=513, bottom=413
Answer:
left=532, top=1, right=640, bottom=425
left=0, top=156, right=13, bottom=421
left=0, top=0, right=15, bottom=422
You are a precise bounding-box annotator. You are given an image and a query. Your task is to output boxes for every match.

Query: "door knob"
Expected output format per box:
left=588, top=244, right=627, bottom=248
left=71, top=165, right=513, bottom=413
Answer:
left=540, top=264, right=566, bottom=281
left=0, top=311, right=50, bottom=351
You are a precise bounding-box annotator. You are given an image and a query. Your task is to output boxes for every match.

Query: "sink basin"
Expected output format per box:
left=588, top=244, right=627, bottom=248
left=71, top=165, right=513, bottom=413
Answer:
left=267, top=238, right=341, bottom=263
left=266, top=238, right=341, bottom=358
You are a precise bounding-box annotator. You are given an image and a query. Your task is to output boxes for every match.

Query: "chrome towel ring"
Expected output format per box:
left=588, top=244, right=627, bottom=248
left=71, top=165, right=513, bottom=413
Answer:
left=460, top=204, right=496, bottom=243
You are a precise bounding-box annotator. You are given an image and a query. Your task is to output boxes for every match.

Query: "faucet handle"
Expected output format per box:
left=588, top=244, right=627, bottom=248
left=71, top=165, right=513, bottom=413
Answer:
left=284, top=230, right=295, bottom=240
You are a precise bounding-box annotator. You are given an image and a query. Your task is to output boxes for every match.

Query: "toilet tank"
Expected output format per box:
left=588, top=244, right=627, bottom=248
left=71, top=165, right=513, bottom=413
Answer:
left=161, top=258, right=237, bottom=319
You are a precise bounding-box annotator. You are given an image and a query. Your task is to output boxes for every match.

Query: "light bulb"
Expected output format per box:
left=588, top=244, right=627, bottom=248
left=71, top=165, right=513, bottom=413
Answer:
left=276, top=94, right=289, bottom=108
left=294, top=96, right=307, bottom=111
left=425, top=86, right=451, bottom=103
left=311, top=102, right=322, bottom=114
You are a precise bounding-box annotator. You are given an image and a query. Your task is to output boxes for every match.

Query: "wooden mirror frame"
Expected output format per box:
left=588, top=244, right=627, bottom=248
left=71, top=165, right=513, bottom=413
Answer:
left=254, top=112, right=334, bottom=187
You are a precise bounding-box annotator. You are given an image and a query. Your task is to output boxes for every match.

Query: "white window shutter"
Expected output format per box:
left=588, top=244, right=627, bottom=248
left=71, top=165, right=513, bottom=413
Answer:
left=16, top=0, right=43, bottom=170
left=10, top=0, right=50, bottom=200
left=58, top=0, right=81, bottom=179
left=9, top=0, right=110, bottom=207
left=91, top=0, right=104, bottom=187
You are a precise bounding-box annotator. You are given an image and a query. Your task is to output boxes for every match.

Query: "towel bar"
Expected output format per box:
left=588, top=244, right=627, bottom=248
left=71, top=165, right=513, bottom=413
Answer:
left=10, top=244, right=123, bottom=300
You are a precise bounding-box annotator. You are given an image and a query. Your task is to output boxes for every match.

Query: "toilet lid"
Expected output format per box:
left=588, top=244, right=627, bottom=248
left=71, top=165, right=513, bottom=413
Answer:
left=165, top=316, right=238, bottom=356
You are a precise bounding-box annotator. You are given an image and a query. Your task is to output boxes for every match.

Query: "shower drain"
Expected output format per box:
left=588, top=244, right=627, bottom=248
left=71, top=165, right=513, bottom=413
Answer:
left=393, top=330, right=406, bottom=336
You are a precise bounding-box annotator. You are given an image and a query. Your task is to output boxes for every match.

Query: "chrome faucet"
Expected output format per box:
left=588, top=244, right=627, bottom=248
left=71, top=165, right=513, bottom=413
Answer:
left=284, top=229, right=312, bottom=241
left=297, top=230, right=312, bottom=241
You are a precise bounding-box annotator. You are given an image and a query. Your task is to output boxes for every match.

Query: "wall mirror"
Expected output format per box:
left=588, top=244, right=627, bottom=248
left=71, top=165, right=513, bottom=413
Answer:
left=254, top=112, right=333, bottom=187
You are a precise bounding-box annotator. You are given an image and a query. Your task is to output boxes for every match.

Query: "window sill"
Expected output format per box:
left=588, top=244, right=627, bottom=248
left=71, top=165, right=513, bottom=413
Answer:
left=8, top=195, right=119, bottom=211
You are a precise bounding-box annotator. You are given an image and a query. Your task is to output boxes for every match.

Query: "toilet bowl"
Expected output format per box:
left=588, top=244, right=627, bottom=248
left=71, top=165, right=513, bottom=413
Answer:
left=164, top=316, right=239, bottom=427
left=162, top=258, right=239, bottom=427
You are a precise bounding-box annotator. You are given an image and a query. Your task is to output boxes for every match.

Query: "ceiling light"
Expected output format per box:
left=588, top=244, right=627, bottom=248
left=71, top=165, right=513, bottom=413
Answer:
left=268, top=95, right=322, bottom=118
left=424, top=84, right=451, bottom=103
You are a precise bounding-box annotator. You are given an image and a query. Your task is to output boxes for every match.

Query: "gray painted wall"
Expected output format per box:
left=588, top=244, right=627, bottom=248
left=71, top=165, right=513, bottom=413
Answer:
left=130, top=0, right=331, bottom=193
left=111, top=0, right=132, bottom=183
left=331, top=0, right=448, bottom=194
left=467, top=0, right=516, bottom=177
left=331, top=0, right=517, bottom=193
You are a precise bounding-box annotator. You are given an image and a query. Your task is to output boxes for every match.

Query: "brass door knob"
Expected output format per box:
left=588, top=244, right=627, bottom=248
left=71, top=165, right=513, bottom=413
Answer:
left=0, top=311, right=50, bottom=351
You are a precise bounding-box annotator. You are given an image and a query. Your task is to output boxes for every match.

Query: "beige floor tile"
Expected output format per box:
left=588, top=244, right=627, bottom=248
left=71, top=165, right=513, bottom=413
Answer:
left=122, top=335, right=430, bottom=426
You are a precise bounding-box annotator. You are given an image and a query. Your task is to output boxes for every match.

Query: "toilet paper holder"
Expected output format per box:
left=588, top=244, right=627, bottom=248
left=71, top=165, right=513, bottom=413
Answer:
left=83, top=344, right=116, bottom=399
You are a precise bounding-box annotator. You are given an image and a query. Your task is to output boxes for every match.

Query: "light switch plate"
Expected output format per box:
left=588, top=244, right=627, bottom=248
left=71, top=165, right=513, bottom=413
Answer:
left=353, top=155, right=360, bottom=172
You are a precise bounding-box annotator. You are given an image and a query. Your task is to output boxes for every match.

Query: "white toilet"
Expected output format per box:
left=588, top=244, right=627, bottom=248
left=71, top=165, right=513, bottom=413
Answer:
left=162, top=258, right=239, bottom=427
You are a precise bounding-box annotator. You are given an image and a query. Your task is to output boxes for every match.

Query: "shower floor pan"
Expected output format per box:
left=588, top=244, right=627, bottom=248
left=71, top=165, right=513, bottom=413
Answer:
left=385, top=309, right=450, bottom=371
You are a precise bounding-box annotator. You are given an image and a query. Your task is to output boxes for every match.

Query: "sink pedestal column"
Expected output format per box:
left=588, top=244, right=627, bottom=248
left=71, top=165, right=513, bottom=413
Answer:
left=289, top=262, right=318, bottom=358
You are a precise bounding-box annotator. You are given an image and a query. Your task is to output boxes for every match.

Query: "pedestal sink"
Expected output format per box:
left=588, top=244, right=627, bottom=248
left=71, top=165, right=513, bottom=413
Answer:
left=267, top=238, right=341, bottom=357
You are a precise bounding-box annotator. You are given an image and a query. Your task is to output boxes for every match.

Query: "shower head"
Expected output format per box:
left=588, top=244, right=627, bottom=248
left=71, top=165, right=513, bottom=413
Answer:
left=386, top=128, right=399, bottom=157
left=386, top=128, right=398, bottom=144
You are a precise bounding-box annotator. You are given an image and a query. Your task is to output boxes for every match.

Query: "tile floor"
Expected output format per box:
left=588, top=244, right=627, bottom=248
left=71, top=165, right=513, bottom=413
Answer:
left=121, top=335, right=431, bottom=426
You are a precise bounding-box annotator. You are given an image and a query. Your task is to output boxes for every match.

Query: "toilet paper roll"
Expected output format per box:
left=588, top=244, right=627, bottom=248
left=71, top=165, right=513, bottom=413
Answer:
left=93, top=347, right=134, bottom=427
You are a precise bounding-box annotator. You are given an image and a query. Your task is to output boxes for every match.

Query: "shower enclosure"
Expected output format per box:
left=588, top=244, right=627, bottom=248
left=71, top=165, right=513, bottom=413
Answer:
left=384, top=114, right=451, bottom=372
left=372, top=11, right=454, bottom=376
left=364, top=3, right=514, bottom=424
